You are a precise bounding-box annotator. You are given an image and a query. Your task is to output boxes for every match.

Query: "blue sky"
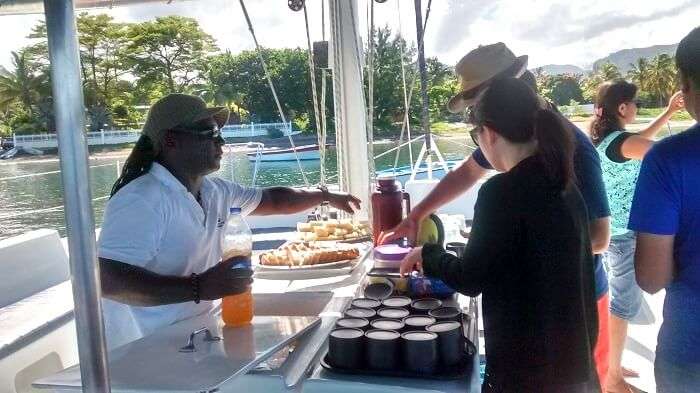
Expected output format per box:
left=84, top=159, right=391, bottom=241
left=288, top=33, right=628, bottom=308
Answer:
left=0, top=0, right=697, bottom=71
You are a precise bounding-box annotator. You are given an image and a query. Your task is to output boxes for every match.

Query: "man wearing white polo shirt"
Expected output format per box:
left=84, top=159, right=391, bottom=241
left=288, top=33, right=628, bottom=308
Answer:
left=98, top=94, right=360, bottom=348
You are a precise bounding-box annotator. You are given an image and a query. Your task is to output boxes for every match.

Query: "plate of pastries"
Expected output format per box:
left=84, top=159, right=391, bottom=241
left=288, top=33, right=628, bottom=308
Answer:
left=296, top=219, right=371, bottom=242
left=258, top=241, right=361, bottom=269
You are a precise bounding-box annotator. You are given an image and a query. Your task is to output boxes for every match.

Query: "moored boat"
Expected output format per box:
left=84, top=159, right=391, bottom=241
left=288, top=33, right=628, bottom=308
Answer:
left=246, top=144, right=321, bottom=162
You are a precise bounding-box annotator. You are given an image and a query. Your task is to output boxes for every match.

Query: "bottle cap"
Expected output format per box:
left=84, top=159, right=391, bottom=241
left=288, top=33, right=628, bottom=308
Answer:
left=230, top=207, right=242, bottom=214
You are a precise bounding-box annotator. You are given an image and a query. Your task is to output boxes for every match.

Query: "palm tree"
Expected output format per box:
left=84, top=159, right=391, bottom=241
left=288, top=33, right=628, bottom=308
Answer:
left=598, top=62, right=622, bottom=81
left=0, top=51, right=48, bottom=116
left=648, top=54, right=677, bottom=107
left=628, top=58, right=651, bottom=93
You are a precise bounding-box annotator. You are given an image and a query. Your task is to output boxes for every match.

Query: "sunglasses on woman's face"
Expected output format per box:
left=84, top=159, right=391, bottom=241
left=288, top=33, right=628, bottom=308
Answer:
left=469, top=126, right=481, bottom=147
left=632, top=100, right=643, bottom=109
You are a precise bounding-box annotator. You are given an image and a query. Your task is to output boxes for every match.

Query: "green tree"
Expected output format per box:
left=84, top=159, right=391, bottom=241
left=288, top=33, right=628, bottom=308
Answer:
left=426, top=57, right=458, bottom=121
left=647, top=54, right=678, bottom=107
left=126, top=16, right=218, bottom=94
left=201, top=49, right=314, bottom=128
left=76, top=13, right=131, bottom=108
left=598, top=62, right=622, bottom=80
left=367, top=26, right=420, bottom=132
left=545, top=74, right=584, bottom=106
left=0, top=51, right=48, bottom=117
left=628, top=58, right=651, bottom=92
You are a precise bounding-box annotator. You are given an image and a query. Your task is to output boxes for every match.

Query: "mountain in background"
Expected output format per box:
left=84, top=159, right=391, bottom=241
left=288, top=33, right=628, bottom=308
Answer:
left=592, top=44, right=678, bottom=73
left=532, top=64, right=585, bottom=75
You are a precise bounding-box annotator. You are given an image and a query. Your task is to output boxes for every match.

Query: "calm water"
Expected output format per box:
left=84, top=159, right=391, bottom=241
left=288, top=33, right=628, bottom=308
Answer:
left=0, top=137, right=474, bottom=240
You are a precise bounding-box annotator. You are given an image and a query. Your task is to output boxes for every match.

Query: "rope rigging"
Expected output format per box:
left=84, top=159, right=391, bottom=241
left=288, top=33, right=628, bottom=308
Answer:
left=302, top=3, right=326, bottom=187
left=238, top=0, right=310, bottom=187
left=392, top=0, right=434, bottom=172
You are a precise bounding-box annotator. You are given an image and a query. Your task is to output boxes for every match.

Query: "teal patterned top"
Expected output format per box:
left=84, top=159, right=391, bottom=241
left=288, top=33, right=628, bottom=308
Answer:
left=596, top=131, right=642, bottom=236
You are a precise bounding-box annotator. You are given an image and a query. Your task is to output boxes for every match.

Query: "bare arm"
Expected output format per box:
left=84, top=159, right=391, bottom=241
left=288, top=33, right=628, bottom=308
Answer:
left=378, top=156, right=488, bottom=244
left=637, top=91, right=685, bottom=140
left=589, top=216, right=611, bottom=254
left=635, top=233, right=675, bottom=294
left=252, top=187, right=361, bottom=216
left=100, top=258, right=193, bottom=306
left=620, top=135, right=655, bottom=161
left=100, top=257, right=252, bottom=307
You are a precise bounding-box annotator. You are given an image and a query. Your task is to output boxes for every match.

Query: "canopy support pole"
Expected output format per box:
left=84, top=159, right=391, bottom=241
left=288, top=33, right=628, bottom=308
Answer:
left=44, top=0, right=111, bottom=391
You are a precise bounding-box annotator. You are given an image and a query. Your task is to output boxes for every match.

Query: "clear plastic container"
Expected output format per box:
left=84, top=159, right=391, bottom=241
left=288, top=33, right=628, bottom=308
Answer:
left=221, top=207, right=254, bottom=326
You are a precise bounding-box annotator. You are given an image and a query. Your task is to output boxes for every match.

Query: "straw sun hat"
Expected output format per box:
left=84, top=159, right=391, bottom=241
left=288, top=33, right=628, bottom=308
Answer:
left=447, top=42, right=528, bottom=113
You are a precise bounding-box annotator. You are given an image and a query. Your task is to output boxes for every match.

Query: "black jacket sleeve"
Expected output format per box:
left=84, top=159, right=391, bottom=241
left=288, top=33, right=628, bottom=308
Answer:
left=422, top=177, right=518, bottom=297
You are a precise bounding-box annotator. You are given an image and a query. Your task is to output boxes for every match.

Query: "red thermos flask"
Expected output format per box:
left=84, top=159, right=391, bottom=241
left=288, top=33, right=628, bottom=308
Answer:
left=371, top=177, right=411, bottom=245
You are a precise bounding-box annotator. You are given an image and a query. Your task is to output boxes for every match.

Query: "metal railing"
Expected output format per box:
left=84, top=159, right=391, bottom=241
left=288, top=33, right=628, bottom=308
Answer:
left=13, top=130, right=141, bottom=149
left=10, top=122, right=298, bottom=149
left=221, top=122, right=295, bottom=138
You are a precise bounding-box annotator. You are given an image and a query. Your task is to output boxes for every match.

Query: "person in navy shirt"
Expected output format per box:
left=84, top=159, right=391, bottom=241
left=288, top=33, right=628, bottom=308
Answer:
left=379, top=43, right=613, bottom=388
left=628, top=27, right=700, bottom=392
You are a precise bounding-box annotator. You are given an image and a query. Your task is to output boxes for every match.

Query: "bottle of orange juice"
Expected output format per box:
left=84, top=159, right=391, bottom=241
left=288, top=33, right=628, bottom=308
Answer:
left=221, top=207, right=254, bottom=326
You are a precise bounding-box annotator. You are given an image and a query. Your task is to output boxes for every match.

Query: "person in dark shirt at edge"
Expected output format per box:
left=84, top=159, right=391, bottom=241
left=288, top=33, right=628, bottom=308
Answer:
left=399, top=77, right=599, bottom=392
left=379, top=43, right=612, bottom=389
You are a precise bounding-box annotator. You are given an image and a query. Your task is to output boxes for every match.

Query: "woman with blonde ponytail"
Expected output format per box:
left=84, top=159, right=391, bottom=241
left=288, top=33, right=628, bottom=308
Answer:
left=399, top=78, right=599, bottom=392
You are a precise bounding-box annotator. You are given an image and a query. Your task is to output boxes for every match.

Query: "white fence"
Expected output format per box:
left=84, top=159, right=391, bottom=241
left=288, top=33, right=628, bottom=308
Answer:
left=222, top=122, right=297, bottom=138
left=11, top=122, right=298, bottom=149
left=13, top=130, right=141, bottom=149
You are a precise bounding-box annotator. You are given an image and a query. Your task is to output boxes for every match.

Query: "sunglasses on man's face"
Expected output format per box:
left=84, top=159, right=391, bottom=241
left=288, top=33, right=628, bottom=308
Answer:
left=170, top=125, right=222, bottom=141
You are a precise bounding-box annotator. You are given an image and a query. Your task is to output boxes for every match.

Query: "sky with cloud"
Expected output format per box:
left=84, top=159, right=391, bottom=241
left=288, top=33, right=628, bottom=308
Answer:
left=0, top=0, right=697, bottom=71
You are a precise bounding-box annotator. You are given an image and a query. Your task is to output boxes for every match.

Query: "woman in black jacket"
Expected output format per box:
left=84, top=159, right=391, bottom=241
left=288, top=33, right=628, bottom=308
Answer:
left=400, top=78, right=599, bottom=392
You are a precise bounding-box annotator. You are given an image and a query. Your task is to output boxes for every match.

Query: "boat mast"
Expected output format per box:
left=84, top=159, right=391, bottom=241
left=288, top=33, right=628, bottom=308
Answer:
left=414, top=0, right=431, bottom=170
left=43, top=0, right=111, bottom=391
left=328, top=0, right=370, bottom=217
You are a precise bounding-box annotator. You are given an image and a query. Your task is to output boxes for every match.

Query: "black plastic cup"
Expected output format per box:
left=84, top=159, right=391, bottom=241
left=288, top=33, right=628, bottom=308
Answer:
left=365, top=329, right=401, bottom=371
left=402, top=331, right=439, bottom=374
left=427, top=321, right=464, bottom=367
left=328, top=328, right=365, bottom=369
left=403, top=315, right=436, bottom=331
left=428, top=306, right=462, bottom=322
left=411, top=298, right=442, bottom=314
left=336, top=317, right=370, bottom=330
left=370, top=318, right=405, bottom=332
left=351, top=298, right=382, bottom=310
left=445, top=242, right=467, bottom=258
left=381, top=296, right=412, bottom=309
left=377, top=307, right=410, bottom=320
left=345, top=307, right=377, bottom=321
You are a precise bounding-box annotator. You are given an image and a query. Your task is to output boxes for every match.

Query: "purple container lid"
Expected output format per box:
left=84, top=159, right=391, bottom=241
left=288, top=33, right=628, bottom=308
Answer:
left=374, top=244, right=412, bottom=261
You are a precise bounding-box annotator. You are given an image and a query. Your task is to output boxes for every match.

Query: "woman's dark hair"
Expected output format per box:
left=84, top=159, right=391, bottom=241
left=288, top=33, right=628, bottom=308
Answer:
left=474, top=77, right=574, bottom=189
left=110, top=134, right=158, bottom=197
left=589, top=80, right=637, bottom=145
